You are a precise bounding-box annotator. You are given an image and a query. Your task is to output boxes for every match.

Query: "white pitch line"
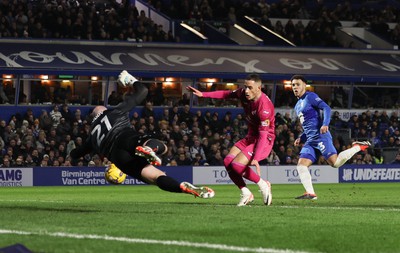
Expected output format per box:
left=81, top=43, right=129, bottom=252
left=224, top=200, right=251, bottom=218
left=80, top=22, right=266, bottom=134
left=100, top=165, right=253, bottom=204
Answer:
left=277, top=205, right=400, bottom=212
left=0, top=229, right=316, bottom=253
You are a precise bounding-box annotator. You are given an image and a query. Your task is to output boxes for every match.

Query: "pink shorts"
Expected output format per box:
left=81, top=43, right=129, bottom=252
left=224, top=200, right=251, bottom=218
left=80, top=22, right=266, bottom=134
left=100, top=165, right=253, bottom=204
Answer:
left=235, top=135, right=274, bottom=161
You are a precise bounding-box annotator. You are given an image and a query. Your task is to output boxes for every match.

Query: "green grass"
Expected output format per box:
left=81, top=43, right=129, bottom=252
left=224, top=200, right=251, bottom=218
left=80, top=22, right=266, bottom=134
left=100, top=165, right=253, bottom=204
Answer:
left=0, top=183, right=399, bottom=253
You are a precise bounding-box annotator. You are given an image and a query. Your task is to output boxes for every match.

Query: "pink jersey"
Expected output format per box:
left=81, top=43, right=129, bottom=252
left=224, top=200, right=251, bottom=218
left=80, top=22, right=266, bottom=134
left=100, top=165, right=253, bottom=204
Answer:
left=202, top=88, right=275, bottom=161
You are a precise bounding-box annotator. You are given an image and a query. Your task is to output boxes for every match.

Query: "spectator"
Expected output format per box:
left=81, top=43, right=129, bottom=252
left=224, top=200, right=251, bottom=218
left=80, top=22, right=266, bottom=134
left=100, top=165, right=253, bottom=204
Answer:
left=390, top=153, right=400, bottom=164
left=178, top=104, right=193, bottom=125
left=372, top=149, right=384, bottom=164
left=170, top=124, right=183, bottom=144
left=61, top=104, right=73, bottom=123
left=202, top=110, right=212, bottom=126
left=1, top=157, right=11, bottom=167
left=175, top=152, right=192, bottom=166
left=39, top=110, right=53, bottom=132
left=31, top=149, right=41, bottom=165
left=56, top=117, right=71, bottom=139
left=275, top=112, right=286, bottom=126
left=380, top=129, right=391, bottom=147
left=24, top=154, right=36, bottom=166
left=160, top=107, right=171, bottom=123
left=363, top=149, right=373, bottom=164
left=220, top=112, right=232, bottom=131
left=192, top=153, right=206, bottom=165
left=266, top=150, right=280, bottom=165
left=143, top=101, right=155, bottom=119
left=207, top=150, right=224, bottom=166
left=167, top=159, right=178, bottom=166
left=72, top=109, right=84, bottom=126
left=189, top=139, right=206, bottom=160
left=180, top=122, right=192, bottom=136
left=50, top=105, right=62, bottom=128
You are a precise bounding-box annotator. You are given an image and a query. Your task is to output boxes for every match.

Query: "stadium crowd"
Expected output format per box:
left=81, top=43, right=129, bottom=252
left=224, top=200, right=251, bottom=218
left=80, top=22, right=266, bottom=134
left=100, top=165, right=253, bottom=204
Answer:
left=0, top=0, right=400, bottom=168
left=156, top=0, right=400, bottom=47
left=0, top=0, right=399, bottom=47
left=0, top=100, right=399, bottom=168
left=0, top=0, right=176, bottom=42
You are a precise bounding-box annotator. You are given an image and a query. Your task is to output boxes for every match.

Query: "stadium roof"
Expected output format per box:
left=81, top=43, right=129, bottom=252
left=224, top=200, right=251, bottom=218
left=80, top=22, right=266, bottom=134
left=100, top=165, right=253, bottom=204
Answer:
left=1, top=39, right=400, bottom=82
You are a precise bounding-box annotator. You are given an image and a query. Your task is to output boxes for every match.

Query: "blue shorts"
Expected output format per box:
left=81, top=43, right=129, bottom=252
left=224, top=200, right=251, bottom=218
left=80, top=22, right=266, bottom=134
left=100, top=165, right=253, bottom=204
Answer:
left=299, top=133, right=337, bottom=163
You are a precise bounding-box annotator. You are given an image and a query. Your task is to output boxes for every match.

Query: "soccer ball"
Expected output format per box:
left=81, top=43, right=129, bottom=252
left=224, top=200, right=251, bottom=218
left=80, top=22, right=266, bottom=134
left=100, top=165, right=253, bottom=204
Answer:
left=104, top=163, right=127, bottom=184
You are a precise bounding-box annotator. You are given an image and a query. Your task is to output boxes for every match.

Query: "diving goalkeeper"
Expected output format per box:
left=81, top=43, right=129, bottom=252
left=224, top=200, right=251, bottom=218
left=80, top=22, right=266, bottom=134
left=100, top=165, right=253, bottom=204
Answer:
left=70, top=70, right=214, bottom=199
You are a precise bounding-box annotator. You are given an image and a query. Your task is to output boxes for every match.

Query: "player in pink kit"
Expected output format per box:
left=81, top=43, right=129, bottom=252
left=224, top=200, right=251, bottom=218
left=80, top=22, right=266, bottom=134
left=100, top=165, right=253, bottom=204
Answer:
left=187, top=74, right=275, bottom=206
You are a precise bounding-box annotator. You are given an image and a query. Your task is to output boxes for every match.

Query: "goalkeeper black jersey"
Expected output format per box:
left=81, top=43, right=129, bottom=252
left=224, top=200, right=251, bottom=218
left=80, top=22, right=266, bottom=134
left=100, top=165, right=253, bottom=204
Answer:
left=71, top=82, right=148, bottom=160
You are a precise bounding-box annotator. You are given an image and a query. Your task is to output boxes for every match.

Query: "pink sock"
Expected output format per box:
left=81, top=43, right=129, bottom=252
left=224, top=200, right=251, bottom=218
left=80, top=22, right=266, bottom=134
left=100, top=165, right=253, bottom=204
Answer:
left=224, top=155, right=246, bottom=189
left=228, top=162, right=247, bottom=189
left=228, top=170, right=246, bottom=189
left=243, top=166, right=261, bottom=183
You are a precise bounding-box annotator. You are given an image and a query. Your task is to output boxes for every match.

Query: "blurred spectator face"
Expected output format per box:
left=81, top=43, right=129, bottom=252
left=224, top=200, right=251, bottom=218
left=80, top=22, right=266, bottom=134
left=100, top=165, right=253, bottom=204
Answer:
left=7, top=147, right=13, bottom=157
left=58, top=156, right=65, bottom=164
left=92, top=155, right=101, bottom=166
left=2, top=158, right=10, bottom=167
left=178, top=153, right=186, bottom=161
left=184, top=104, right=190, bottom=112
left=63, top=160, right=72, bottom=166
left=59, top=144, right=65, bottom=152
left=177, top=147, right=184, bottom=154
left=32, top=149, right=39, bottom=157
left=15, top=157, right=23, bottom=166
left=75, top=137, right=82, bottom=145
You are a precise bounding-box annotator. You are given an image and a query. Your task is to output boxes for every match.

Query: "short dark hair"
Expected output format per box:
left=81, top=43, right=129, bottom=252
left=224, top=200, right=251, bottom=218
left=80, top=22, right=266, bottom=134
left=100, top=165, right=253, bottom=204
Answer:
left=290, top=75, right=307, bottom=83
left=246, top=73, right=262, bottom=83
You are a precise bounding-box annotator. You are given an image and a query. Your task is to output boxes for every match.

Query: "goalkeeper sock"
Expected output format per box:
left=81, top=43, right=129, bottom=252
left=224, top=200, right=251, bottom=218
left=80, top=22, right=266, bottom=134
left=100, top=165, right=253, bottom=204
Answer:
left=242, top=166, right=260, bottom=183
left=156, top=175, right=181, bottom=193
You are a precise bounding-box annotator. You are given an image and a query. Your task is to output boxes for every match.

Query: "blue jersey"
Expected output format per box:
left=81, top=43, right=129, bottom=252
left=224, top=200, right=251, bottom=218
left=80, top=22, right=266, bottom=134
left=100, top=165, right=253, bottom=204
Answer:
left=294, top=91, right=331, bottom=141
left=294, top=91, right=336, bottom=162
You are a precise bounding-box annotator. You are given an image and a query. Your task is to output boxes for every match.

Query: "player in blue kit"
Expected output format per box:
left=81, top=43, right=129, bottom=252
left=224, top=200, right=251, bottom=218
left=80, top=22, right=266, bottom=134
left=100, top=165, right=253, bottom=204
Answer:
left=291, top=75, right=370, bottom=199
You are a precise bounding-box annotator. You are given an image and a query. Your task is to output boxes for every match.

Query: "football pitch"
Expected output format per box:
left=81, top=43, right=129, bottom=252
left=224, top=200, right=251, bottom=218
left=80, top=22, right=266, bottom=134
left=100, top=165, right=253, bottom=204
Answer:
left=0, top=183, right=399, bottom=253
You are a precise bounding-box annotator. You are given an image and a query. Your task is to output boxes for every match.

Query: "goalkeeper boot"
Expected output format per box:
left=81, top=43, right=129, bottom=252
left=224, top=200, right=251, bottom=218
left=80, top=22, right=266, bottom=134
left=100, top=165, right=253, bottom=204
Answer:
left=118, top=70, right=138, bottom=87
left=352, top=141, right=371, bottom=151
left=143, top=138, right=167, bottom=155
left=135, top=146, right=162, bottom=166
left=237, top=192, right=254, bottom=207
left=180, top=182, right=215, bottom=198
left=258, top=179, right=272, bottom=206
left=295, top=192, right=318, bottom=200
